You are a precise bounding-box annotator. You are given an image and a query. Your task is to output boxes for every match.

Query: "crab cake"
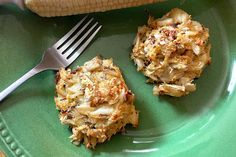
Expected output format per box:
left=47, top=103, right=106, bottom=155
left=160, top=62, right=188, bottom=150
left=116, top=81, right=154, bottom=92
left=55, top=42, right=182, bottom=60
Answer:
left=54, top=56, right=138, bottom=149
left=131, top=8, right=211, bottom=97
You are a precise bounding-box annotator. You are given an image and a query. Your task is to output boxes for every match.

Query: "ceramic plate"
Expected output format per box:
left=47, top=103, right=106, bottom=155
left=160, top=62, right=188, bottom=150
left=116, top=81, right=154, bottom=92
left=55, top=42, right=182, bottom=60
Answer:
left=0, top=0, right=236, bottom=156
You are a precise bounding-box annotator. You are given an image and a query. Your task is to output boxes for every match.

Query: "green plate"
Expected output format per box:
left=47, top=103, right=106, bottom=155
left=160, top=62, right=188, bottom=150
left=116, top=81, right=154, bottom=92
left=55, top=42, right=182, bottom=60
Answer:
left=0, top=0, right=236, bottom=156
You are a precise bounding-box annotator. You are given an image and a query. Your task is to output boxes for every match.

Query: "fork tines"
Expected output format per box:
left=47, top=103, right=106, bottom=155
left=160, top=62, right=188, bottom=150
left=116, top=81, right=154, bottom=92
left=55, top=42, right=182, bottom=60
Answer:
left=54, top=16, right=102, bottom=61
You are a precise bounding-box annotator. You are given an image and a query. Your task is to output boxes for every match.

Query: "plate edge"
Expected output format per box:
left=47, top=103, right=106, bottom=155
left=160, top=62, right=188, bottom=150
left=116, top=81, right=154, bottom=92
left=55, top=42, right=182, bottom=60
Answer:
left=0, top=113, right=30, bottom=157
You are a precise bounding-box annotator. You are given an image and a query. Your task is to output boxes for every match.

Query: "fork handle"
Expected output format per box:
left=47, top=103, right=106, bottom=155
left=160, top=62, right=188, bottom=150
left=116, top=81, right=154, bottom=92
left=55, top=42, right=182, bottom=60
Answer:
left=0, top=65, right=45, bottom=102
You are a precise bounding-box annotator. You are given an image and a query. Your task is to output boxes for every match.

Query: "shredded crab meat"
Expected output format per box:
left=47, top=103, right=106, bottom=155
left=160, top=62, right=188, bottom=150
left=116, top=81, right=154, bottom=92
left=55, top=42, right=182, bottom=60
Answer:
left=54, top=56, right=138, bottom=149
left=131, top=8, right=211, bottom=97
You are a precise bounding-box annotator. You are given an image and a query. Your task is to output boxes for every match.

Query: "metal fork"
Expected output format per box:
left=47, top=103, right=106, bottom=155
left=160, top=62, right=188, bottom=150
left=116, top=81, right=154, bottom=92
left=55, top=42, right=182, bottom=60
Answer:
left=0, top=16, right=102, bottom=101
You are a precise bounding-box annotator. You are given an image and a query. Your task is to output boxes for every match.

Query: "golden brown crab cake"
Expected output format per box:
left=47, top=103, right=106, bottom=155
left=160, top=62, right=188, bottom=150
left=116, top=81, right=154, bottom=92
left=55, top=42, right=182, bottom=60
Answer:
left=54, top=56, right=138, bottom=149
left=131, top=8, right=211, bottom=97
